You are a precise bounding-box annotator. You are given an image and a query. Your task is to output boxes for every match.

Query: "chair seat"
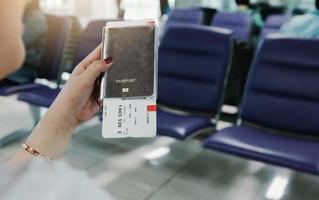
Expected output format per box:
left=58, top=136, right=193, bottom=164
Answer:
left=17, top=86, right=61, bottom=108
left=0, top=83, right=47, bottom=96
left=157, top=109, right=213, bottom=140
left=203, top=126, right=319, bottom=175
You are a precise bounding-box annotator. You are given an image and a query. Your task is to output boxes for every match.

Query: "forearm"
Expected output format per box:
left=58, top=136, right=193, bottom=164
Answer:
left=9, top=100, right=78, bottom=163
left=8, top=46, right=111, bottom=163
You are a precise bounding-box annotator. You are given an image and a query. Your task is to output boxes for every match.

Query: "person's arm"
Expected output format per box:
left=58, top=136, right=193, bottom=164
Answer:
left=9, top=45, right=113, bottom=163
left=0, top=0, right=26, bottom=79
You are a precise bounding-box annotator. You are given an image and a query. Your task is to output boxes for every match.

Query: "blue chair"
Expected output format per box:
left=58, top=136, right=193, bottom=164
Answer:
left=164, top=8, right=203, bottom=32
left=203, top=36, right=319, bottom=175
left=73, top=19, right=108, bottom=66
left=211, top=12, right=252, bottom=44
left=0, top=84, right=48, bottom=96
left=157, top=25, right=234, bottom=140
left=18, top=87, right=61, bottom=108
left=0, top=15, right=69, bottom=96
left=17, top=19, right=108, bottom=109
left=261, top=14, right=289, bottom=38
left=166, top=8, right=203, bottom=24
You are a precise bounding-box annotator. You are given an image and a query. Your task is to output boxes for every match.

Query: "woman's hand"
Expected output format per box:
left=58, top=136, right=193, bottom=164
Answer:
left=53, top=45, right=112, bottom=124
left=10, top=45, right=112, bottom=162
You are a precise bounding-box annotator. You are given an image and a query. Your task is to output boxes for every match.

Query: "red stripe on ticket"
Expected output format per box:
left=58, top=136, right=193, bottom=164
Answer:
left=147, top=105, right=156, bottom=112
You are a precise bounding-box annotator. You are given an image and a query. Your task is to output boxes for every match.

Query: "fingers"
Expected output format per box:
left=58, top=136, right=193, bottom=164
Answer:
left=82, top=59, right=112, bottom=86
left=73, top=44, right=102, bottom=74
left=80, top=44, right=102, bottom=68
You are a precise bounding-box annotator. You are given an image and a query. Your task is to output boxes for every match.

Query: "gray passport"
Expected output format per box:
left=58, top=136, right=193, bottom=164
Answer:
left=101, top=25, right=155, bottom=98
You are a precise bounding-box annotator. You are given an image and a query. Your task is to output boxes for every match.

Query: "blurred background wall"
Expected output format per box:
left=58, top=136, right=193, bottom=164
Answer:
left=39, top=0, right=316, bottom=27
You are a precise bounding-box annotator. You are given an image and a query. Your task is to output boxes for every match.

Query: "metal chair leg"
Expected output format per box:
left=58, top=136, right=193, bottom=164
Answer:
left=0, top=105, right=41, bottom=148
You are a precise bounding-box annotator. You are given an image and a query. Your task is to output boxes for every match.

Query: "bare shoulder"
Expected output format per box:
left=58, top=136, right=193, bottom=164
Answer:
left=0, top=0, right=25, bottom=13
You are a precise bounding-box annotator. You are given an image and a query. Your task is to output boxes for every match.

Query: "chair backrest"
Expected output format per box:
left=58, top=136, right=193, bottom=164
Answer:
left=37, top=15, right=69, bottom=80
left=261, top=14, right=289, bottom=37
left=260, top=6, right=285, bottom=21
left=240, top=36, right=319, bottom=135
left=59, top=16, right=82, bottom=73
left=165, top=8, right=203, bottom=27
left=211, top=12, right=252, bottom=43
left=158, top=25, right=233, bottom=114
left=73, top=19, right=108, bottom=66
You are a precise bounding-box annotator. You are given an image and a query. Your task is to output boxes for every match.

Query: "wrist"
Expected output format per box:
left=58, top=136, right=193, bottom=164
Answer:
left=49, top=105, right=79, bottom=132
left=51, top=87, right=84, bottom=127
left=49, top=95, right=80, bottom=131
left=25, top=103, right=79, bottom=159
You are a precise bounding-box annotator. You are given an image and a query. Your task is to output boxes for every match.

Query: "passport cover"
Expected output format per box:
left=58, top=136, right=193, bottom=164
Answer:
left=102, top=25, right=155, bottom=98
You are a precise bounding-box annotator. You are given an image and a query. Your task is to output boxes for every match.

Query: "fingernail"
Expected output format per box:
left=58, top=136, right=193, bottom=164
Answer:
left=104, top=57, right=113, bottom=64
left=147, top=21, right=155, bottom=25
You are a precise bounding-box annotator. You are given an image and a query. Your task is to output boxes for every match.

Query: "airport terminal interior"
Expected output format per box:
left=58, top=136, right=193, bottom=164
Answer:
left=1, top=0, right=319, bottom=199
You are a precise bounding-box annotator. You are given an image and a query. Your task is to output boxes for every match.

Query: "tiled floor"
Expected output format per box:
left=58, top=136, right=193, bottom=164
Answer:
left=1, top=96, right=319, bottom=200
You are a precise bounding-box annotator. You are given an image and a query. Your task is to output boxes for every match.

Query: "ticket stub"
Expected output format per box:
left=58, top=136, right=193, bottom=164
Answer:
left=102, top=98, right=157, bottom=138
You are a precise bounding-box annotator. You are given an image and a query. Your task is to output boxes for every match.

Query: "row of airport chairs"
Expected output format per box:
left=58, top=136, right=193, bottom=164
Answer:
left=166, top=8, right=290, bottom=43
left=156, top=25, right=319, bottom=176
left=20, top=20, right=319, bottom=176
left=1, top=15, right=319, bottom=176
left=166, top=8, right=291, bottom=113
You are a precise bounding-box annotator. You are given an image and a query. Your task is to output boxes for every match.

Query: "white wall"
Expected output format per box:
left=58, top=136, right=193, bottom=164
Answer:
left=41, top=0, right=119, bottom=26
left=121, top=0, right=160, bottom=21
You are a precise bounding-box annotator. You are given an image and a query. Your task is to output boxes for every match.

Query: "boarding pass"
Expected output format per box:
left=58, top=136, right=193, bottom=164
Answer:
left=102, top=98, right=157, bottom=138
